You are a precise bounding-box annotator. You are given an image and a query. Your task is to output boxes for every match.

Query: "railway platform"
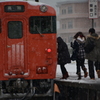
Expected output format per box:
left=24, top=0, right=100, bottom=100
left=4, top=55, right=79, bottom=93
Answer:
left=54, top=77, right=100, bottom=100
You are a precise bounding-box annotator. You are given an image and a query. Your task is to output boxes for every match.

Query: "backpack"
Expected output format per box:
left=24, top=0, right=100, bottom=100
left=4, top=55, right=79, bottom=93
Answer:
left=84, top=41, right=95, bottom=53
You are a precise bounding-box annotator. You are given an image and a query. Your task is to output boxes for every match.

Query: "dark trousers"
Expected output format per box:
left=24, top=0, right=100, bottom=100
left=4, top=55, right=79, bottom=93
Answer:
left=76, top=58, right=85, bottom=74
left=60, top=64, right=67, bottom=75
left=88, top=60, right=100, bottom=79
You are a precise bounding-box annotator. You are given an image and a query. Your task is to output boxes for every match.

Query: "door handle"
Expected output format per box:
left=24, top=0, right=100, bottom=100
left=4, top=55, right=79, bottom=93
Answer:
left=7, top=45, right=11, bottom=48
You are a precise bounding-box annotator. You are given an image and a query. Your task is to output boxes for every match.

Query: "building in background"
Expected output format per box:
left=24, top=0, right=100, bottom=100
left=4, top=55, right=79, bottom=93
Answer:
left=56, top=0, right=100, bottom=45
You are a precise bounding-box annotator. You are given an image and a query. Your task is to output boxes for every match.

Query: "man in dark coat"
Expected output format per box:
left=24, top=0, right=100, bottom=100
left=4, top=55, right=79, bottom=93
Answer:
left=57, top=37, right=71, bottom=79
left=85, top=28, right=100, bottom=79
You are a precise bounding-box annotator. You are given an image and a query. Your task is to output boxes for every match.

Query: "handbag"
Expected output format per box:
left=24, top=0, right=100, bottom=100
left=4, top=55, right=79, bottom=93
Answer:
left=71, top=49, right=78, bottom=61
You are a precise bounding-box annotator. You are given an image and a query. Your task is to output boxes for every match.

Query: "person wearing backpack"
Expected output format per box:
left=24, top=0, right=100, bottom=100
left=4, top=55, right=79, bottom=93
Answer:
left=85, top=28, right=100, bottom=79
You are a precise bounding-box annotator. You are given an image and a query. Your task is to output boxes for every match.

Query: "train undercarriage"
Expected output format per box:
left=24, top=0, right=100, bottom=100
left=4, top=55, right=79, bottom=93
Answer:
left=0, top=79, right=54, bottom=100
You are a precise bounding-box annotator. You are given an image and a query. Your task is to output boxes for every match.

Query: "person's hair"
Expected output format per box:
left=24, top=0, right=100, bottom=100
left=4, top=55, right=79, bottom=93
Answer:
left=74, top=32, right=86, bottom=39
left=57, top=37, right=63, bottom=43
left=89, top=28, right=95, bottom=33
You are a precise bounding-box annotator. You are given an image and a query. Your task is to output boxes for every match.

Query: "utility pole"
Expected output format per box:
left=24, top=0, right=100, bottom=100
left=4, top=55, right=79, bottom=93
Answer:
left=92, top=19, right=94, bottom=28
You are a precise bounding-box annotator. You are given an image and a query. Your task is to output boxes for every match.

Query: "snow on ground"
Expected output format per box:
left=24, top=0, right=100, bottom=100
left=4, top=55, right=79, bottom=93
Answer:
left=56, top=60, right=100, bottom=83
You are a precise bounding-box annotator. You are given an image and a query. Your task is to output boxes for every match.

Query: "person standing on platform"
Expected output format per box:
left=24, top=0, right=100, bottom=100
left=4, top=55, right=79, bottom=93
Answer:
left=71, top=32, right=88, bottom=80
left=85, top=28, right=100, bottom=79
left=57, top=37, right=71, bottom=79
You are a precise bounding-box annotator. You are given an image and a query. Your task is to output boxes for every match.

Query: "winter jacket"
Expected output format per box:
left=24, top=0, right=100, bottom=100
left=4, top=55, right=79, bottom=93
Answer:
left=85, top=33, right=100, bottom=62
left=57, top=37, right=71, bottom=65
left=71, top=40, right=85, bottom=60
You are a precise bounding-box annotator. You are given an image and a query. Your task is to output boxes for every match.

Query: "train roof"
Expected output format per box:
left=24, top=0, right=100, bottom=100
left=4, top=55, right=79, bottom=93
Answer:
left=0, top=0, right=49, bottom=6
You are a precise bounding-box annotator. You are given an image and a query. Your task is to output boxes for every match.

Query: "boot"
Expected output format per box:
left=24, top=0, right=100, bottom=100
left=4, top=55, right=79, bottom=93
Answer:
left=83, top=67, right=88, bottom=78
left=61, top=72, right=69, bottom=79
left=78, top=72, right=81, bottom=80
left=97, top=70, right=100, bottom=78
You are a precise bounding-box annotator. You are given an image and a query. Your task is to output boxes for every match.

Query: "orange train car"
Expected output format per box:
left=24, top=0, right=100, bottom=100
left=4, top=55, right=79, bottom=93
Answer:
left=0, top=0, right=57, bottom=99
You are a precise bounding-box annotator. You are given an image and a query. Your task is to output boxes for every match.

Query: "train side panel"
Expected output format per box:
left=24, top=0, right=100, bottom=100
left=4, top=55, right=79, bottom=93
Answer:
left=0, top=33, right=5, bottom=80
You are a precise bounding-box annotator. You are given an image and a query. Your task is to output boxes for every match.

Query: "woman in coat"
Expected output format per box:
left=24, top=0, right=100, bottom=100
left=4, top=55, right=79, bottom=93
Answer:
left=71, top=32, right=88, bottom=80
left=57, top=37, right=71, bottom=79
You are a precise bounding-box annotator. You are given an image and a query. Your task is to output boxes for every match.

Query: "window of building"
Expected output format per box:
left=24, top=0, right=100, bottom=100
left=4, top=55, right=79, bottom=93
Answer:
left=62, top=9, right=66, bottom=14
left=68, top=21, right=73, bottom=29
left=68, top=6, right=73, bottom=14
left=62, top=24, right=66, bottom=29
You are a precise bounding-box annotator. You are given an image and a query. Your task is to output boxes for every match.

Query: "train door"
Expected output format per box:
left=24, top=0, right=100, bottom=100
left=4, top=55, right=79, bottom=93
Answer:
left=3, top=18, right=28, bottom=78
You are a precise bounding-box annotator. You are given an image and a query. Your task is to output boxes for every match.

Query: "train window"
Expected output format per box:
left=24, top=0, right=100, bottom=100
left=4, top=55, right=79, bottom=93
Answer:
left=4, top=5, right=25, bottom=12
left=29, top=16, right=56, bottom=34
left=8, top=21, right=23, bottom=39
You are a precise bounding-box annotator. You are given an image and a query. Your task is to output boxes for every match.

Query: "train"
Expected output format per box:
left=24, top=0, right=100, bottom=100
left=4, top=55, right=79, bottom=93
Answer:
left=0, top=0, right=57, bottom=99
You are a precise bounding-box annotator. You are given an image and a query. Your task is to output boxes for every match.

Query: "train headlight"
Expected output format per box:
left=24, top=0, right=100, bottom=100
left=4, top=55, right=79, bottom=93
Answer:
left=40, top=5, right=48, bottom=12
left=42, top=67, right=48, bottom=74
left=37, top=67, right=42, bottom=74
left=36, top=67, right=48, bottom=74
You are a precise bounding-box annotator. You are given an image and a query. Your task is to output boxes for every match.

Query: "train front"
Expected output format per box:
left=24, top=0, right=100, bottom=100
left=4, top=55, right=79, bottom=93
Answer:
left=0, top=0, right=57, bottom=99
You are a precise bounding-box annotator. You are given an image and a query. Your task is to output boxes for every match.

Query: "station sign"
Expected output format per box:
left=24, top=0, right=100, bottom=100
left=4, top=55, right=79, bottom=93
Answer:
left=89, top=0, right=98, bottom=19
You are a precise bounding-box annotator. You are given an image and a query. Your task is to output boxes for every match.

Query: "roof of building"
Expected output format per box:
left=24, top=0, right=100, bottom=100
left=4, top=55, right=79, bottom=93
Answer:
left=57, top=0, right=100, bottom=6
